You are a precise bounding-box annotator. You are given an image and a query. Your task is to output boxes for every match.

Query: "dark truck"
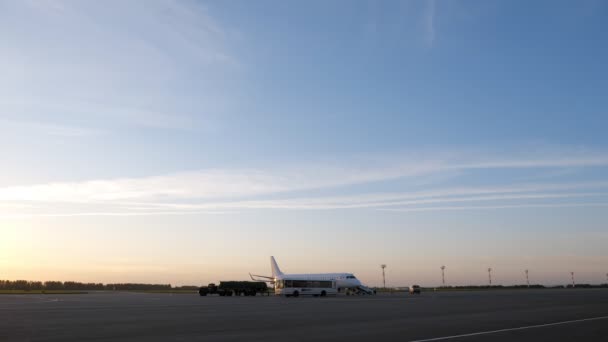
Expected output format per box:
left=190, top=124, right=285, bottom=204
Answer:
left=199, top=281, right=269, bottom=297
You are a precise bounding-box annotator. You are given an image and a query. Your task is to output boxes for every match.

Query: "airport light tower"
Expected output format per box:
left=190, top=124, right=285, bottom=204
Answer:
left=488, top=267, right=493, bottom=286
left=441, top=265, right=446, bottom=286
left=381, top=264, right=387, bottom=289
left=525, top=269, right=530, bottom=288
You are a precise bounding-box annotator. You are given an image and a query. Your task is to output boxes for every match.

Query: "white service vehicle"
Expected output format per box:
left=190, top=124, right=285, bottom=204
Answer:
left=275, top=279, right=337, bottom=297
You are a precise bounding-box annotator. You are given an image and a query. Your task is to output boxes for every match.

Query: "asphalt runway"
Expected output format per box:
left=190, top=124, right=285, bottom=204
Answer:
left=1, top=289, right=607, bottom=341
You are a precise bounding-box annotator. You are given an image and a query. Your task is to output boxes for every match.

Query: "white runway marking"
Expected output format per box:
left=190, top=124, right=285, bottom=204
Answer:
left=408, top=315, right=608, bottom=341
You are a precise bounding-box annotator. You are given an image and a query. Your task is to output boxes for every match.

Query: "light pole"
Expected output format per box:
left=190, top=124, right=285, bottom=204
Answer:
left=441, top=265, right=446, bottom=287
left=570, top=272, right=575, bottom=288
left=525, top=269, right=529, bottom=288
left=381, top=264, right=387, bottom=289
left=488, top=268, right=493, bottom=286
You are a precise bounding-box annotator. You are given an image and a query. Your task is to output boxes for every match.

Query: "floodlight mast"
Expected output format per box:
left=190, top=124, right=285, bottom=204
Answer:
left=571, top=272, right=575, bottom=288
left=381, top=264, right=387, bottom=289
left=441, top=265, right=446, bottom=286
left=525, top=269, right=530, bottom=288
left=488, top=268, right=493, bottom=286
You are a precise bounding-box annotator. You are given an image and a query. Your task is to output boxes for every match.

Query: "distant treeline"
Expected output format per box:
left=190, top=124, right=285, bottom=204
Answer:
left=433, top=285, right=546, bottom=290
left=0, top=280, right=199, bottom=291
left=375, top=284, right=608, bottom=292
left=427, top=284, right=608, bottom=290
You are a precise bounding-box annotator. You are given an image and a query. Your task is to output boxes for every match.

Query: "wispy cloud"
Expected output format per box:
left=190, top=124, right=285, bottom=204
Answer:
left=0, top=211, right=231, bottom=219
left=2, top=151, right=607, bottom=203
left=119, top=191, right=607, bottom=211
left=380, top=202, right=608, bottom=213
left=0, top=163, right=441, bottom=203
left=0, top=118, right=102, bottom=137
left=2, top=148, right=608, bottom=217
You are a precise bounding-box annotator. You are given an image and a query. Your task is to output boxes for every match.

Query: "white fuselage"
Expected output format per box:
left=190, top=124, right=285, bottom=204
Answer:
left=271, top=255, right=362, bottom=290
left=275, top=273, right=361, bottom=289
left=263, top=257, right=372, bottom=295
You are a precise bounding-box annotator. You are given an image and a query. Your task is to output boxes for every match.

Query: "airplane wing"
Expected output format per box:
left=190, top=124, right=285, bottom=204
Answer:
left=250, top=273, right=275, bottom=282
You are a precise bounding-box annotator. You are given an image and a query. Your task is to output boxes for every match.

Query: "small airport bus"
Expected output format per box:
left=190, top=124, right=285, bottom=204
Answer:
left=275, top=279, right=337, bottom=297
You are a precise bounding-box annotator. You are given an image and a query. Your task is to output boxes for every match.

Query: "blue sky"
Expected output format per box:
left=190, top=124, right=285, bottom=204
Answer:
left=1, top=0, right=607, bottom=286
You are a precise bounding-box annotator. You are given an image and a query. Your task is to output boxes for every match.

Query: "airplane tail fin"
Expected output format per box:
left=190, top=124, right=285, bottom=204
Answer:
left=270, top=256, right=284, bottom=277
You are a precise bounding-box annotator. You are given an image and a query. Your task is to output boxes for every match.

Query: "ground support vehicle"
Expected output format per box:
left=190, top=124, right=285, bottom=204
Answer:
left=275, top=279, right=338, bottom=297
left=409, top=285, right=421, bottom=294
left=199, top=281, right=269, bottom=296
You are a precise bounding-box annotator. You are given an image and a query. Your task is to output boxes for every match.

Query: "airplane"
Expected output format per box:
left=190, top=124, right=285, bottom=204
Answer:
left=250, top=256, right=374, bottom=294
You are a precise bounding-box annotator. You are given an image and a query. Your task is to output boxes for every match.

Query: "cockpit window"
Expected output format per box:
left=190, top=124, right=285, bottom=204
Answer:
left=346, top=275, right=356, bottom=279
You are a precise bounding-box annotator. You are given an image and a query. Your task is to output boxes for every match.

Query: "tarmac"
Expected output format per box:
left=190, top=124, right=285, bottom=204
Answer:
left=1, top=289, right=607, bottom=341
